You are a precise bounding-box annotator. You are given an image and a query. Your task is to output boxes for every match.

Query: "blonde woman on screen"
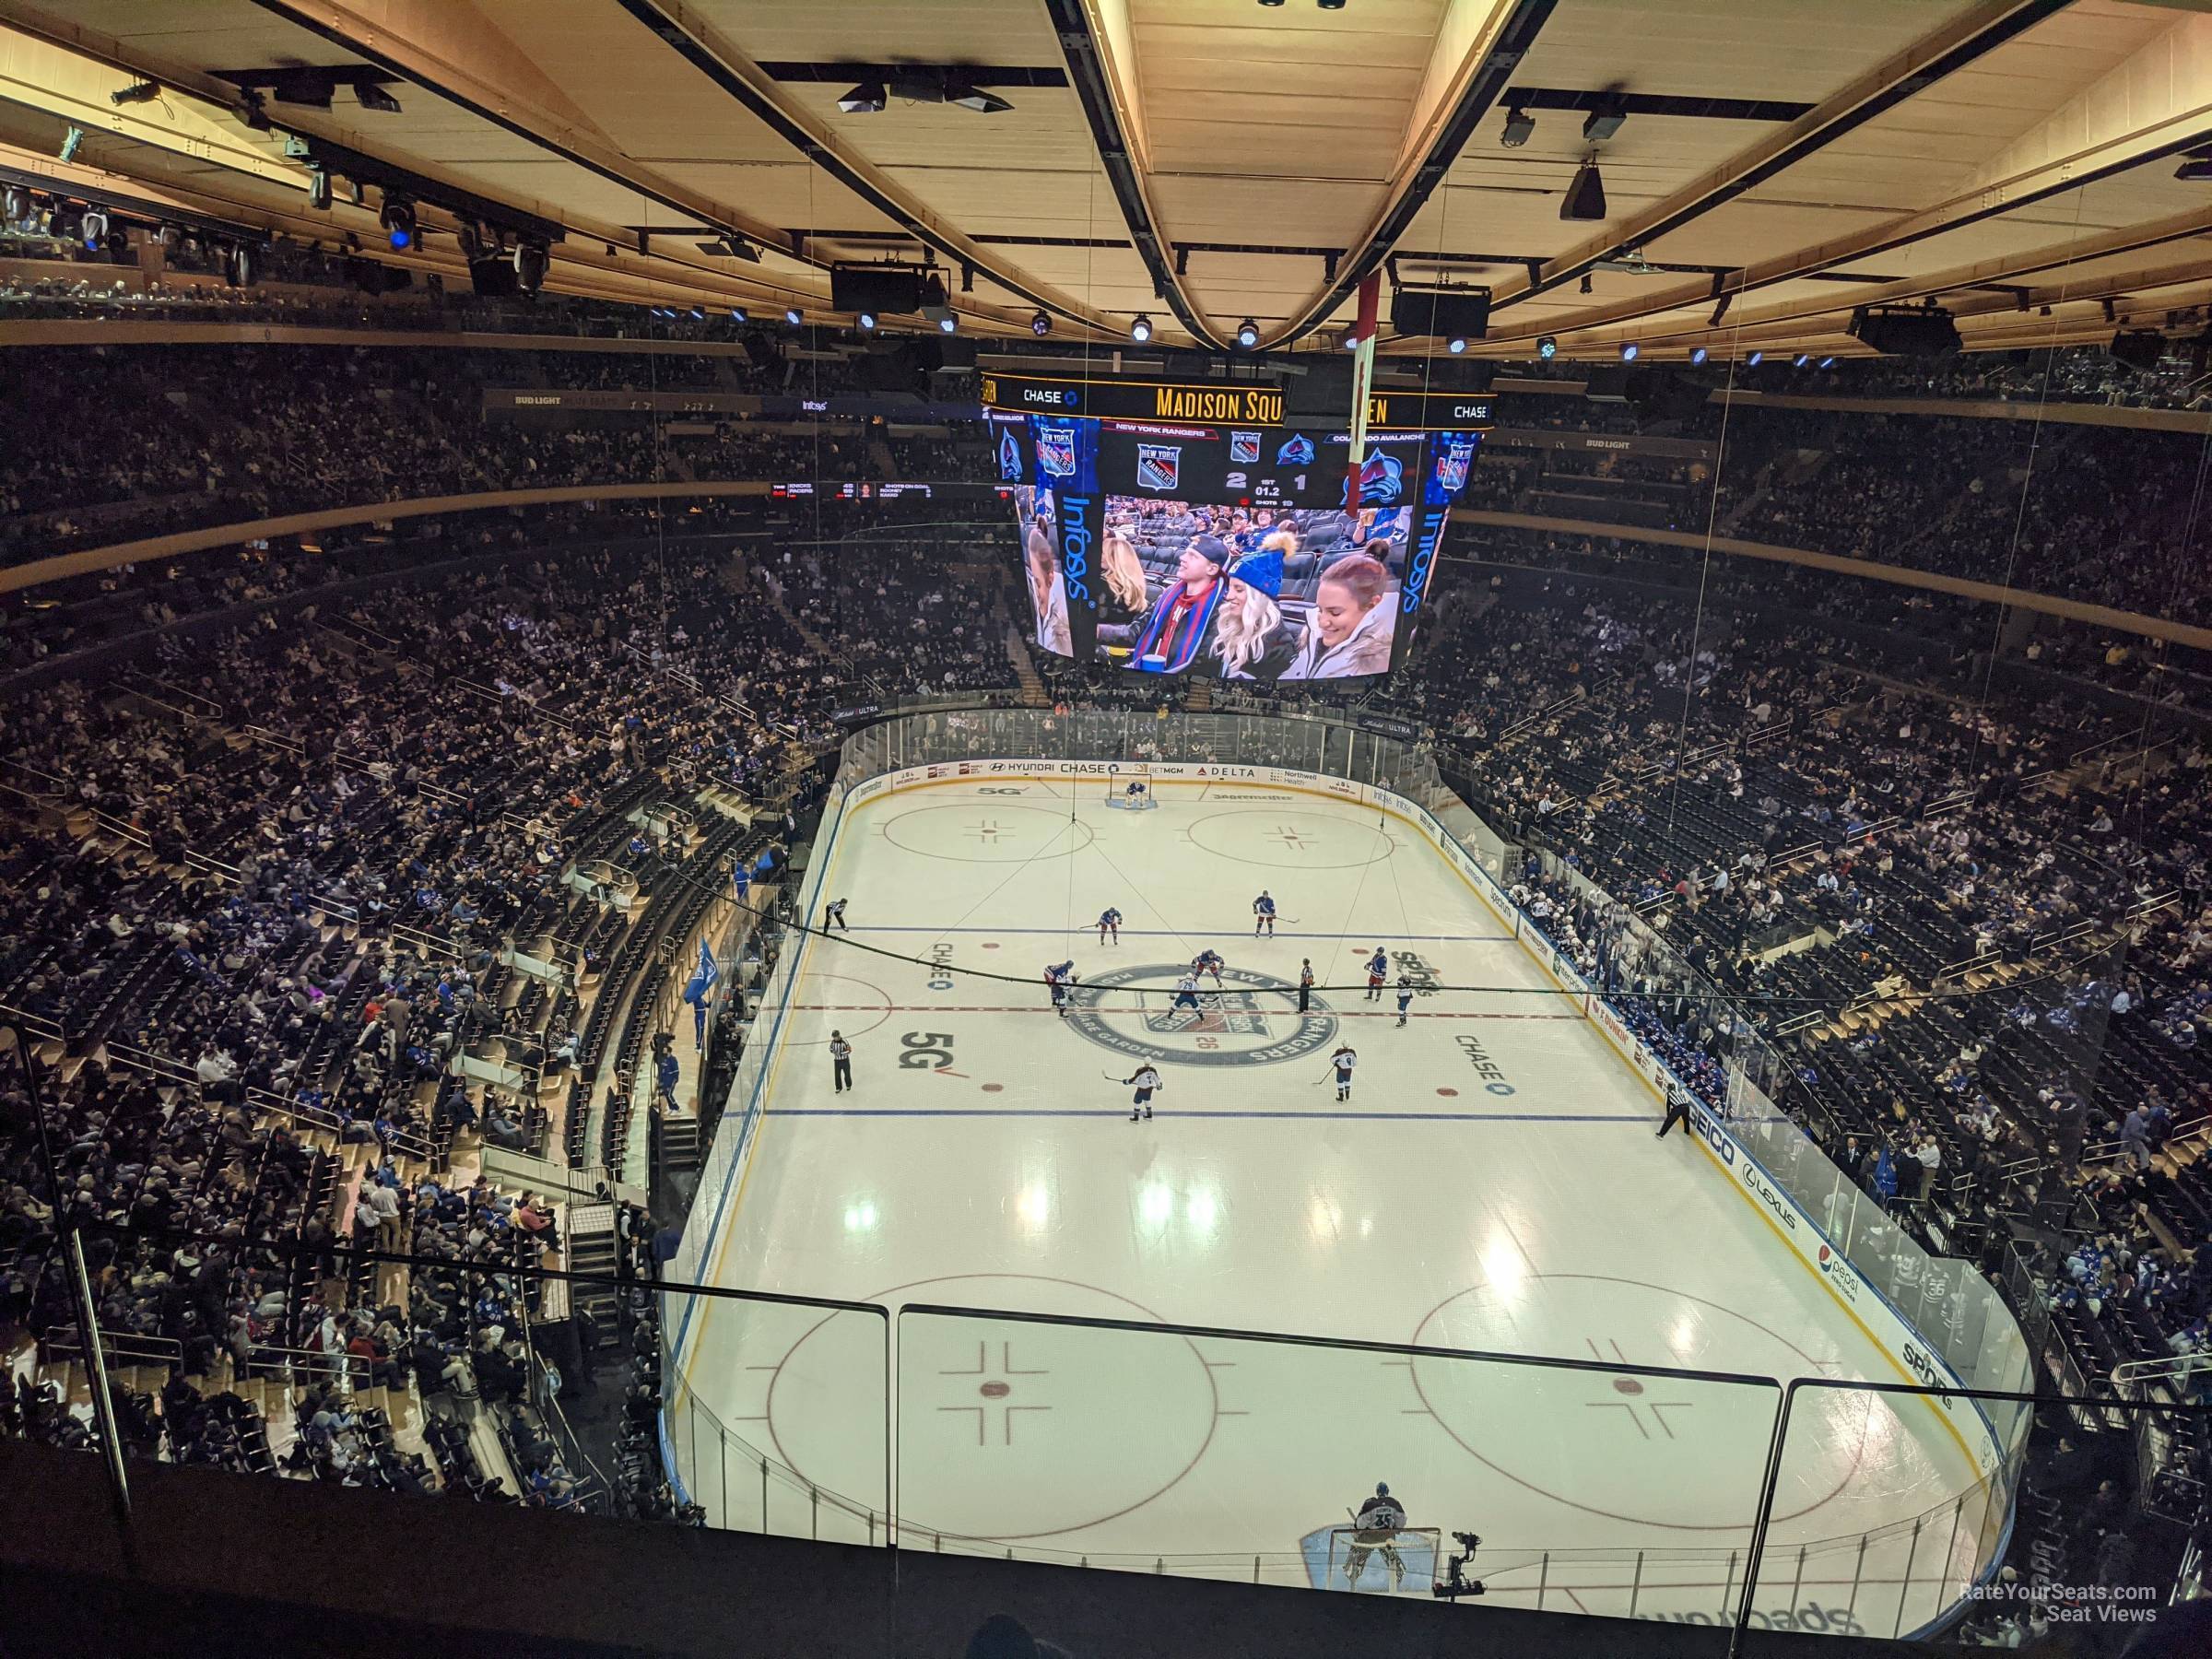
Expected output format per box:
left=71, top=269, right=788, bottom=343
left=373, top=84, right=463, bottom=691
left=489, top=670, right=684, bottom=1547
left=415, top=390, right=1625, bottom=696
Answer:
left=1284, top=551, right=1394, bottom=679
left=1025, top=524, right=1072, bottom=658
left=1098, top=529, right=1151, bottom=626
left=1209, top=547, right=1299, bottom=681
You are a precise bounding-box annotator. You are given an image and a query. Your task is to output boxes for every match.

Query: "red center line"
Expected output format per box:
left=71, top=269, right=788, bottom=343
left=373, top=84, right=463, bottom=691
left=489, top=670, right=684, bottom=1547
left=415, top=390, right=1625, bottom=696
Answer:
left=787, top=1003, right=1584, bottom=1020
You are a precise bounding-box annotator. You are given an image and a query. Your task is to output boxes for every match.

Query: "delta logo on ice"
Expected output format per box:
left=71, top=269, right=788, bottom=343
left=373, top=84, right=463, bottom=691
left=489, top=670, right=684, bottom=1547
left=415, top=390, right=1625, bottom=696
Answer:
left=1357, top=448, right=1405, bottom=505
left=997, top=427, right=1023, bottom=482
left=1276, top=433, right=1316, bottom=467
left=1229, top=429, right=1262, bottom=465
left=1135, top=443, right=1182, bottom=492
left=1035, top=425, right=1077, bottom=479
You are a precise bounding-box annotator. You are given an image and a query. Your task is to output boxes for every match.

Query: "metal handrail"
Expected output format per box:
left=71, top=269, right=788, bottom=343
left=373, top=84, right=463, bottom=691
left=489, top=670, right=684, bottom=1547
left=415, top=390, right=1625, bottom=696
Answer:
left=2112, top=1351, right=2211, bottom=1388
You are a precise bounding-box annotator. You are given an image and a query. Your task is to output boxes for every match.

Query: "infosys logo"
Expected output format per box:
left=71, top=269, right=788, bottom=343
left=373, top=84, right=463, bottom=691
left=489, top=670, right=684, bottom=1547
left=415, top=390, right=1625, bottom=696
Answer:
left=1058, top=497, right=1093, bottom=603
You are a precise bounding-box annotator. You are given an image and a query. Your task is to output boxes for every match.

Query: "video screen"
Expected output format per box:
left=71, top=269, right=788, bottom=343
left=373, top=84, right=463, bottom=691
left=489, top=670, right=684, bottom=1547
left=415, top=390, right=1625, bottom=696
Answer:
left=1092, top=500, right=1412, bottom=679
left=1002, top=411, right=1481, bottom=680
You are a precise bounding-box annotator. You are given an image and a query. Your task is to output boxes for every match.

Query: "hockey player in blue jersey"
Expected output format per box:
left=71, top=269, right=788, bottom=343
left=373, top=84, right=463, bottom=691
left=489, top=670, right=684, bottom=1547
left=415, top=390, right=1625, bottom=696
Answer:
left=1192, top=947, right=1226, bottom=988
left=1253, top=890, right=1277, bottom=936
left=1097, top=907, right=1123, bottom=945
left=1365, top=947, right=1389, bottom=1001
left=1044, top=959, right=1077, bottom=1018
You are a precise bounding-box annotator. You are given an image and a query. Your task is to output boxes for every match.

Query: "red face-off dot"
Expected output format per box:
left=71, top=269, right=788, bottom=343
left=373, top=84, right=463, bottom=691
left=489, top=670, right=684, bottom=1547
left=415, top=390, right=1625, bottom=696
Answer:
left=982, top=1083, right=1004, bottom=1093
left=981, top=1381, right=1012, bottom=1398
left=1436, top=1087, right=1460, bottom=1097
left=1612, top=1378, right=1644, bottom=1395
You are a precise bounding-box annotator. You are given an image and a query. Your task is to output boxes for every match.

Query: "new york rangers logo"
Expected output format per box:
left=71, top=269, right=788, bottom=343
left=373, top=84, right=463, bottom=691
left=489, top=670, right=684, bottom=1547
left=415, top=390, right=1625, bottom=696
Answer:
left=1277, top=433, right=1316, bottom=466
left=1434, top=438, right=1476, bottom=495
left=1357, top=448, right=1405, bottom=505
left=1035, top=424, right=1077, bottom=479
left=998, top=428, right=1023, bottom=481
left=1230, top=429, right=1262, bottom=465
left=1135, top=443, right=1181, bottom=492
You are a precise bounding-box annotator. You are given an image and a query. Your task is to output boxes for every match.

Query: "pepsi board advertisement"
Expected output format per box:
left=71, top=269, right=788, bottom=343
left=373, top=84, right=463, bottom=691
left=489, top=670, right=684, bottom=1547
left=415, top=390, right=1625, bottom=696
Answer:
left=1006, top=411, right=1483, bottom=681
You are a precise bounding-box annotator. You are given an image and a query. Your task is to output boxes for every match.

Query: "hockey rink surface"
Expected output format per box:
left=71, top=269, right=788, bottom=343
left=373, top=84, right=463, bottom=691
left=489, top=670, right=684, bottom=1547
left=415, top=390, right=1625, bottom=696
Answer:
left=679, top=776, right=1991, bottom=1635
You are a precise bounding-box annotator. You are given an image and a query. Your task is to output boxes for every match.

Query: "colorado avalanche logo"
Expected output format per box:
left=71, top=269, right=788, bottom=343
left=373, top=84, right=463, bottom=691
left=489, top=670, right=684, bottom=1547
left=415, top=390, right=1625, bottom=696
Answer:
left=1357, top=448, right=1405, bottom=505
left=1434, top=438, right=1476, bottom=495
left=1276, top=433, right=1317, bottom=466
left=1035, top=424, right=1077, bottom=479
left=1230, top=429, right=1262, bottom=465
left=998, top=427, right=1023, bottom=482
left=1135, top=443, right=1181, bottom=492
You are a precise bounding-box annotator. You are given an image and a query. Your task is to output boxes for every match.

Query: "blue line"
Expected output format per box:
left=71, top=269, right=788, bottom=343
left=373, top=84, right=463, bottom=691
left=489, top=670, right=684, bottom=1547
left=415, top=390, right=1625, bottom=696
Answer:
left=766, top=1108, right=1645, bottom=1123
left=845, top=925, right=1514, bottom=941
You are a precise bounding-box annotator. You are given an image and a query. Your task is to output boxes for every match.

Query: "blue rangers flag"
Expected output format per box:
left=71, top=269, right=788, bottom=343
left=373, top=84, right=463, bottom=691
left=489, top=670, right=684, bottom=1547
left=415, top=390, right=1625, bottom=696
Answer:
left=683, top=938, right=720, bottom=1006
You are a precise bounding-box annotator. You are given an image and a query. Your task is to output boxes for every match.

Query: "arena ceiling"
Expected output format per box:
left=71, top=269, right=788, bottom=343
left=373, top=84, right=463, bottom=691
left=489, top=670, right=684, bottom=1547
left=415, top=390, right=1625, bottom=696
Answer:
left=6, top=0, right=2212, bottom=362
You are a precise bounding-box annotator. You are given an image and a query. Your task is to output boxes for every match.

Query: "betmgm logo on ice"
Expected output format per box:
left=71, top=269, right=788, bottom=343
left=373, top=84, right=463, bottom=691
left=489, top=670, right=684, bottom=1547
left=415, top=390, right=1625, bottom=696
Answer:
left=1065, top=963, right=1336, bottom=1069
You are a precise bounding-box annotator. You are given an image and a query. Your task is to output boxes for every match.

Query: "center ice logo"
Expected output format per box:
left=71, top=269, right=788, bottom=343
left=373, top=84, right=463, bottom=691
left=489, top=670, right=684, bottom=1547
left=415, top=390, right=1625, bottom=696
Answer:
left=1065, top=962, right=1336, bottom=1069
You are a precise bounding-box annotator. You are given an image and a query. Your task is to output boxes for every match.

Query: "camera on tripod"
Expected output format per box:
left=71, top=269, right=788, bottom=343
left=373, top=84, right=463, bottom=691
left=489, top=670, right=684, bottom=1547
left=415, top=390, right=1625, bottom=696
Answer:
left=1431, top=1531, right=1486, bottom=1600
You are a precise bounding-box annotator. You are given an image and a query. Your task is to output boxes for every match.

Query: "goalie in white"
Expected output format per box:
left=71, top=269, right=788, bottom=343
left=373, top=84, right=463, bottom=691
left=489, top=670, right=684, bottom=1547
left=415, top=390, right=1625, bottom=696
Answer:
left=1343, top=1482, right=1410, bottom=1590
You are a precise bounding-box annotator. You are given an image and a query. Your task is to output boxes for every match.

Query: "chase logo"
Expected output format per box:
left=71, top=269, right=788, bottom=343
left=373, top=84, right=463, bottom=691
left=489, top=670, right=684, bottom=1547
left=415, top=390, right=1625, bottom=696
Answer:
left=1357, top=448, right=1404, bottom=505
left=1276, top=433, right=1316, bottom=466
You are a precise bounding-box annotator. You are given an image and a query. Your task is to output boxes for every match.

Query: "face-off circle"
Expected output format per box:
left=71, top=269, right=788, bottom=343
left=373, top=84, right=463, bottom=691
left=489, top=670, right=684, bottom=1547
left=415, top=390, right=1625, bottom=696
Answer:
left=1409, top=1274, right=1865, bottom=1530
left=1063, top=963, right=1337, bottom=1069
left=765, top=1274, right=1221, bottom=1541
left=880, top=803, right=1096, bottom=864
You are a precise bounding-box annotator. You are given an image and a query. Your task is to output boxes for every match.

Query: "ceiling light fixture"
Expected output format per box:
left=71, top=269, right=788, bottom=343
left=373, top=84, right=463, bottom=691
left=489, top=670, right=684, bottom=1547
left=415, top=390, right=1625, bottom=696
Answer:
left=1030, top=309, right=1052, bottom=336
left=1582, top=95, right=1629, bottom=144
left=512, top=239, right=547, bottom=296
left=1536, top=335, right=1557, bottom=360
left=110, top=80, right=159, bottom=107
left=944, top=82, right=1013, bottom=114
left=79, top=208, right=108, bottom=252
left=1130, top=313, right=1153, bottom=342
left=1447, top=335, right=1467, bottom=354
left=1500, top=107, right=1534, bottom=148
left=355, top=81, right=402, bottom=114
left=937, top=314, right=959, bottom=334
left=837, top=81, right=888, bottom=114
left=785, top=307, right=803, bottom=326
left=1236, top=318, right=1260, bottom=348
left=731, top=307, right=747, bottom=322
left=307, top=168, right=332, bottom=211
left=1747, top=350, right=1763, bottom=366
left=1689, top=347, right=1709, bottom=366
left=1620, top=342, right=1639, bottom=361
left=379, top=194, right=416, bottom=252
left=858, top=310, right=877, bottom=331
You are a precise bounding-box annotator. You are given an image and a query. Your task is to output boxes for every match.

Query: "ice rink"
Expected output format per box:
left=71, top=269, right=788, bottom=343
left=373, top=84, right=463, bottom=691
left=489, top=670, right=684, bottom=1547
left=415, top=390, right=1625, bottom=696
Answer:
left=676, top=775, right=1993, bottom=1632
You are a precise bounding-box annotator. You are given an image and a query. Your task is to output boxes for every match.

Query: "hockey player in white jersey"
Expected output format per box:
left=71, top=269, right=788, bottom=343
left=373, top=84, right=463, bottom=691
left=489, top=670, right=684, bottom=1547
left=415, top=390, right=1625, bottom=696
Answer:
left=1124, top=1064, right=1161, bottom=1122
left=1326, top=1042, right=1358, bottom=1101
left=1343, top=1483, right=1410, bottom=1590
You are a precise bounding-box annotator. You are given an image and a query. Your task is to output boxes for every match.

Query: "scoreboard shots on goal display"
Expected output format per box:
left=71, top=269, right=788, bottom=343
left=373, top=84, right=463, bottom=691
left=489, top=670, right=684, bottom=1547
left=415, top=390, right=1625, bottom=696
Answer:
left=986, top=370, right=1492, bottom=682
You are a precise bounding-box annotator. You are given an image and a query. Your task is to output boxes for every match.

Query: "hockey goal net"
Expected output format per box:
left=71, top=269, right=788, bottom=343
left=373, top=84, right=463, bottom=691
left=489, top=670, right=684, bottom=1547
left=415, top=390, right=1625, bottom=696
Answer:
left=1102, top=765, right=1157, bottom=807
left=1322, top=1526, right=1442, bottom=1594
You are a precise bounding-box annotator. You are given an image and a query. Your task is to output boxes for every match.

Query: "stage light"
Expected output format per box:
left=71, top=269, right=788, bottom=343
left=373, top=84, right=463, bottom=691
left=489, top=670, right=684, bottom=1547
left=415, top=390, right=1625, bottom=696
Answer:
left=1237, top=317, right=1260, bottom=347
left=1620, top=342, right=1639, bottom=361
left=1447, top=335, right=1467, bottom=354
left=1537, top=335, right=1557, bottom=359
left=2, top=186, right=27, bottom=224
left=689, top=306, right=705, bottom=320
left=938, top=314, right=959, bottom=333
left=1130, top=313, right=1153, bottom=342
left=1818, top=356, right=1835, bottom=369
left=1690, top=347, right=1708, bottom=366
left=1848, top=305, right=1962, bottom=357
left=1500, top=107, right=1534, bottom=148
left=1582, top=97, right=1629, bottom=143
left=1793, top=353, right=1809, bottom=367
left=79, top=208, right=107, bottom=252
left=1747, top=350, right=1763, bottom=366
left=785, top=307, right=803, bottom=325
left=858, top=310, right=877, bottom=331
left=224, top=242, right=255, bottom=288
left=355, top=81, right=402, bottom=114
left=1030, top=310, right=1052, bottom=336
left=1344, top=334, right=1359, bottom=349
left=1318, top=0, right=1347, bottom=9
left=307, top=168, right=332, bottom=211
left=919, top=271, right=956, bottom=329
left=512, top=239, right=547, bottom=295
left=1561, top=157, right=1606, bottom=221
left=837, top=81, right=887, bottom=113
left=2175, top=158, right=2212, bottom=183
left=945, top=82, right=1013, bottom=114
left=110, top=80, right=159, bottom=107
left=380, top=194, right=416, bottom=252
